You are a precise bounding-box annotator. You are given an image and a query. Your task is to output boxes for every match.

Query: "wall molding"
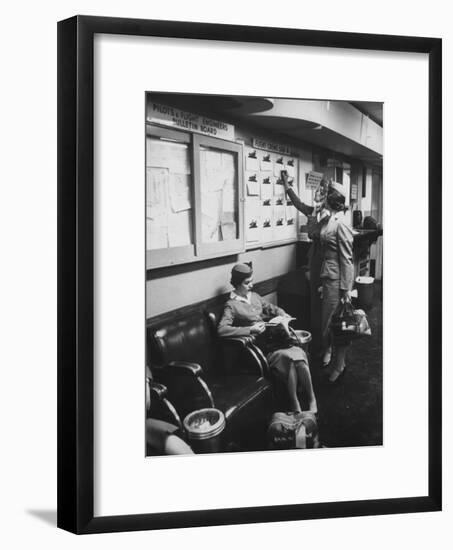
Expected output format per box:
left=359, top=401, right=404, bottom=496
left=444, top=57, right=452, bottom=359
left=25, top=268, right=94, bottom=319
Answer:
left=146, top=275, right=284, bottom=327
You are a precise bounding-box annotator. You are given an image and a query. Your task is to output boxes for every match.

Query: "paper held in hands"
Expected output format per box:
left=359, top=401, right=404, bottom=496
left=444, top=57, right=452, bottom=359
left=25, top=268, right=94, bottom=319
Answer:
left=265, top=316, right=296, bottom=335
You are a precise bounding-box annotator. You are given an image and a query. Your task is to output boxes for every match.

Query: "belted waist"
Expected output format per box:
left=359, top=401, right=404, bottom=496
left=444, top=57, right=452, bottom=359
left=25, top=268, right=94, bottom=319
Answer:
left=323, top=250, right=337, bottom=260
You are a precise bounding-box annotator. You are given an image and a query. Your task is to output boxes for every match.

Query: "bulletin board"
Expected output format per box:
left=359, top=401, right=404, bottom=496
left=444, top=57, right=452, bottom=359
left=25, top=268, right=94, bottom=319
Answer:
left=244, top=145, right=299, bottom=248
left=146, top=125, right=244, bottom=269
left=199, top=147, right=238, bottom=244
left=146, top=137, right=193, bottom=250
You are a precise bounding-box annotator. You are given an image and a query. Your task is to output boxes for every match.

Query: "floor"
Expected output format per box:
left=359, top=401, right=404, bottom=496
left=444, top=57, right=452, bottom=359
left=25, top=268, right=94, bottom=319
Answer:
left=310, top=280, right=383, bottom=448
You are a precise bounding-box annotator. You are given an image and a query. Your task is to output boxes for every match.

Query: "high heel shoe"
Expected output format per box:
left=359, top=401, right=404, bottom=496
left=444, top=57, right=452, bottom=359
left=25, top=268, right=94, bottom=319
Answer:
left=322, top=348, right=332, bottom=368
left=328, top=366, right=346, bottom=384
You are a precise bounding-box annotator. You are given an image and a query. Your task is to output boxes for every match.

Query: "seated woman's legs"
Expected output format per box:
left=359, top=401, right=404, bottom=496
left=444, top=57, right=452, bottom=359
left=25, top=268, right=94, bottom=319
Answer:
left=294, top=360, right=318, bottom=413
left=287, top=363, right=302, bottom=412
left=268, top=347, right=318, bottom=412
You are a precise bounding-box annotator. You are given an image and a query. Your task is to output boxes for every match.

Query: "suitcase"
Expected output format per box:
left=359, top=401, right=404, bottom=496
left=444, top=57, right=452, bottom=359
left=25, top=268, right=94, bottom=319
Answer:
left=267, top=411, right=320, bottom=450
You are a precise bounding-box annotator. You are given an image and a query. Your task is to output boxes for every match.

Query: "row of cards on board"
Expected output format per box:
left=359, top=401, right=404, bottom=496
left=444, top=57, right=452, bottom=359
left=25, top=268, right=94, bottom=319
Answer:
left=245, top=150, right=296, bottom=178
left=244, top=147, right=299, bottom=244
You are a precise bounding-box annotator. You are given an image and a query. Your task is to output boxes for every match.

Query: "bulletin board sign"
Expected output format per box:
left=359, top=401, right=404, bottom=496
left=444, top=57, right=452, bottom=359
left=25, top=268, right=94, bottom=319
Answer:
left=58, top=15, right=441, bottom=534
left=147, top=101, right=235, bottom=140
left=252, top=137, right=299, bottom=157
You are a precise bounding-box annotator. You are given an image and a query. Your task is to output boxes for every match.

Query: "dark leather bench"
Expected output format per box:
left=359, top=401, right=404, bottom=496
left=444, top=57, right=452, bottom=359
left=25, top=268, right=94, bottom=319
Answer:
left=147, top=309, right=274, bottom=452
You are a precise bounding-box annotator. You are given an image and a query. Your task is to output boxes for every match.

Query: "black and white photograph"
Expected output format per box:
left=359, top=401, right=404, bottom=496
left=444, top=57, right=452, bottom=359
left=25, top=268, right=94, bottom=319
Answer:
left=145, top=92, right=383, bottom=456
left=1, top=0, right=449, bottom=543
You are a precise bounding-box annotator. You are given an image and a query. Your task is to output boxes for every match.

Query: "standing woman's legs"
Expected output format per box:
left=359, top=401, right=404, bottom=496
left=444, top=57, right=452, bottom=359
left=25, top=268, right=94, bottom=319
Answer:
left=321, top=277, right=351, bottom=381
left=321, top=278, right=339, bottom=360
left=329, top=345, right=348, bottom=382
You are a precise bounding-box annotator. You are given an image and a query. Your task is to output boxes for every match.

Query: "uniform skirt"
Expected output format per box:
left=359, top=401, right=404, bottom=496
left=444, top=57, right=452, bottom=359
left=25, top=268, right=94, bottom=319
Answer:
left=267, top=346, right=308, bottom=383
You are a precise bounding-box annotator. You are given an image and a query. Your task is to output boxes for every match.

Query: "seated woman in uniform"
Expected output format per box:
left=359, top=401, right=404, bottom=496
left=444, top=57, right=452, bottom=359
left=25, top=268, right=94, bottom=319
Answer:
left=217, top=263, right=318, bottom=414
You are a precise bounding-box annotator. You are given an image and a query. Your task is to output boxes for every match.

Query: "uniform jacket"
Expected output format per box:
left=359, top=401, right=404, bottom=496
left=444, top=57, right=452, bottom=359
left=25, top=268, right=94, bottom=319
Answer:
left=217, top=291, right=286, bottom=338
left=319, top=211, right=354, bottom=291
left=286, top=187, right=330, bottom=287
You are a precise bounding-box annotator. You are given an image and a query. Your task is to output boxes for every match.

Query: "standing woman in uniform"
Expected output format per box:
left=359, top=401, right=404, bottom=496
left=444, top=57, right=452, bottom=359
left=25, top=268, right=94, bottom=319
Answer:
left=281, top=171, right=330, bottom=365
left=319, top=181, right=354, bottom=383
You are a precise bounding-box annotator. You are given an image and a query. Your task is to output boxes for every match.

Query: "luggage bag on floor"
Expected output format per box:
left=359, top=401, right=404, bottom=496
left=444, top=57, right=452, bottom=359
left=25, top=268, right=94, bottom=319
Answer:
left=267, top=411, right=320, bottom=450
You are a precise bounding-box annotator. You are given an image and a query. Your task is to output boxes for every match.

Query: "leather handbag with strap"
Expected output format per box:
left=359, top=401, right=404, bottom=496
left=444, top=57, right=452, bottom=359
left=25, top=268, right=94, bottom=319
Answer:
left=330, top=299, right=372, bottom=344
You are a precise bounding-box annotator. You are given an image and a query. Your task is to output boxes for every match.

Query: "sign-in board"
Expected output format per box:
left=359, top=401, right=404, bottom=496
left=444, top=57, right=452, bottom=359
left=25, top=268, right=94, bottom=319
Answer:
left=252, top=138, right=298, bottom=156
left=147, top=102, right=234, bottom=140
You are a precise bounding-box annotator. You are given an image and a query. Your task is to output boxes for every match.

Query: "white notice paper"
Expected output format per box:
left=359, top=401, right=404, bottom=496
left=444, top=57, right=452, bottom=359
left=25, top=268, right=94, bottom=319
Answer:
left=246, top=155, right=259, bottom=172
left=286, top=204, right=297, bottom=222
left=261, top=183, right=273, bottom=201
left=260, top=159, right=273, bottom=171
left=285, top=164, right=296, bottom=178
left=274, top=205, right=286, bottom=226
left=220, top=222, right=237, bottom=241
left=201, top=191, right=222, bottom=242
left=168, top=211, right=192, bottom=247
left=274, top=162, right=284, bottom=178
left=246, top=197, right=261, bottom=225
left=222, top=187, right=236, bottom=213
left=146, top=214, right=169, bottom=250
left=169, top=173, right=191, bottom=212
left=147, top=140, right=190, bottom=174
left=247, top=180, right=260, bottom=196
left=146, top=167, right=169, bottom=210
left=222, top=152, right=235, bottom=172
left=201, top=150, right=226, bottom=192
left=274, top=180, right=285, bottom=197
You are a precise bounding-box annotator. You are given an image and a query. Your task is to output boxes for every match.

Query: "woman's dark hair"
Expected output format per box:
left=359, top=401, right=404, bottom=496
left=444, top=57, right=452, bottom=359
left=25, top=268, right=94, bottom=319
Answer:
left=326, top=185, right=347, bottom=212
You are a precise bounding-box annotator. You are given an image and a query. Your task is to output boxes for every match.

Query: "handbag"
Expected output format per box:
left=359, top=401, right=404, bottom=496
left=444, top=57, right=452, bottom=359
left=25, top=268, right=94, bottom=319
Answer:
left=330, top=299, right=371, bottom=344
left=264, top=323, right=295, bottom=351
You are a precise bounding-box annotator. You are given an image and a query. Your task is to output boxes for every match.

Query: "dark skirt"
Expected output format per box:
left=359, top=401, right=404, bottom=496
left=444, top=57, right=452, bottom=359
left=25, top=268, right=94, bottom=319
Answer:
left=267, top=346, right=308, bottom=383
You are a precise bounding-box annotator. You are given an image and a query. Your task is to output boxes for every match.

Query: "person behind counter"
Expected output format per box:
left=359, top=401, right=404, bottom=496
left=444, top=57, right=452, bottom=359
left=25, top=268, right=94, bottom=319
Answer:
left=281, top=170, right=330, bottom=364
left=217, top=262, right=318, bottom=413
left=319, top=182, right=354, bottom=383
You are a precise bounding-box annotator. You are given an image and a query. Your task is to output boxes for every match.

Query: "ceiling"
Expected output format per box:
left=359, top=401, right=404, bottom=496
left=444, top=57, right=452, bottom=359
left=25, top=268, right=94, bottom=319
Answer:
left=148, top=93, right=383, bottom=168
left=350, top=101, right=383, bottom=126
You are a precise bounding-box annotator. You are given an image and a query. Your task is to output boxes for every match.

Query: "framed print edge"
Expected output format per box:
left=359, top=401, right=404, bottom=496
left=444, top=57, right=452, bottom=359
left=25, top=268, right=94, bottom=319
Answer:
left=58, top=16, right=95, bottom=533
left=57, top=15, right=442, bottom=534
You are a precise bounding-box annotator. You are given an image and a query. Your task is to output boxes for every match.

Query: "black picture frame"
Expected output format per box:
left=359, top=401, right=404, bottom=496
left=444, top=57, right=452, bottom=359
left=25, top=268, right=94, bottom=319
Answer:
left=57, top=15, right=442, bottom=534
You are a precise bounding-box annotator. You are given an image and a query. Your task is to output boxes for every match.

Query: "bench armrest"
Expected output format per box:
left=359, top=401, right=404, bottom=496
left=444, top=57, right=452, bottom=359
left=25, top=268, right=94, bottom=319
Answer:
left=148, top=381, right=168, bottom=400
left=152, top=362, right=214, bottom=419
left=147, top=381, right=183, bottom=431
left=220, top=336, right=267, bottom=377
left=167, top=361, right=204, bottom=377
left=248, top=342, right=270, bottom=377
